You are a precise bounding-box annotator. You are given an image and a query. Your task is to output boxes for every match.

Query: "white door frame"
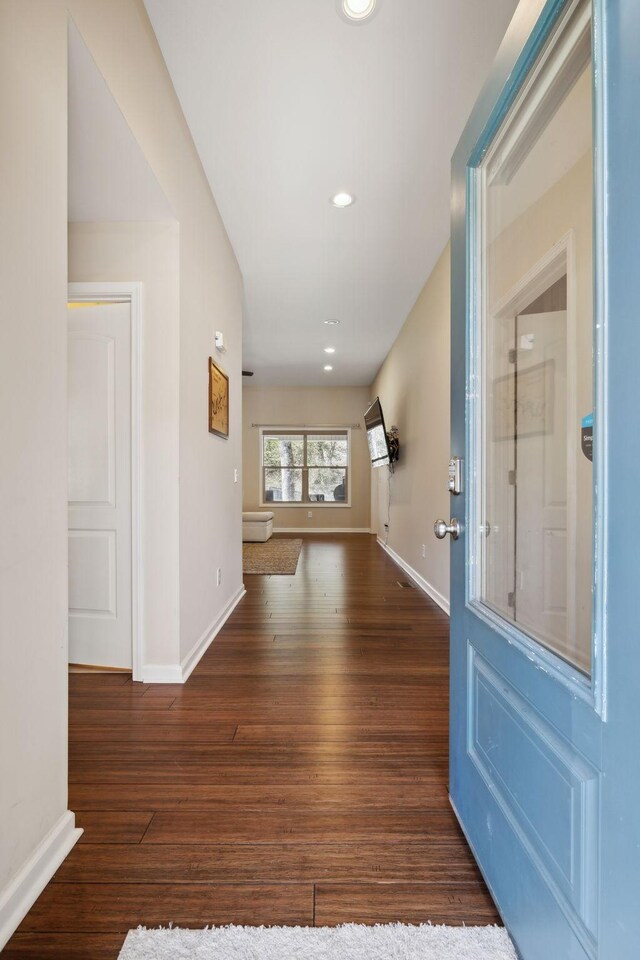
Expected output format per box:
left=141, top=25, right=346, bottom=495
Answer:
left=67, top=282, right=144, bottom=681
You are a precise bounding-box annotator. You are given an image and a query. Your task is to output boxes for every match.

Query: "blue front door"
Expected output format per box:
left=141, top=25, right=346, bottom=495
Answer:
left=448, top=1, right=640, bottom=958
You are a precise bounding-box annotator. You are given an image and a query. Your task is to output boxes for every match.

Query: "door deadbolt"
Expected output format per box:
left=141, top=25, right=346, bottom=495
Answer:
left=434, top=518, right=461, bottom=540
left=448, top=457, right=462, bottom=495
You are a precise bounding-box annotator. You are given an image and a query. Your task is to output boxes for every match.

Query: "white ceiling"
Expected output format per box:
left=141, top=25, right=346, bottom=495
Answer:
left=143, top=0, right=518, bottom=385
left=69, top=21, right=173, bottom=222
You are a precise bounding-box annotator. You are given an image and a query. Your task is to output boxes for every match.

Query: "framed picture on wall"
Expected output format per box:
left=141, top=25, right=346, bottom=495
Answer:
left=209, top=357, right=229, bottom=438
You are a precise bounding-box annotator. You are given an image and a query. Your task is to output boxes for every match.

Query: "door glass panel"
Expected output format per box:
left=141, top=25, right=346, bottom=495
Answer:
left=476, top=0, right=593, bottom=675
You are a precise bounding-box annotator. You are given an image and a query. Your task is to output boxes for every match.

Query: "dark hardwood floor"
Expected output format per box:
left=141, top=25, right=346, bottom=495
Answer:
left=5, top=534, right=498, bottom=958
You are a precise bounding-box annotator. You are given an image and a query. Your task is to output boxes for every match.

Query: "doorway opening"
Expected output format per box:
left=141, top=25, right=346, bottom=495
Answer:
left=67, top=284, right=143, bottom=679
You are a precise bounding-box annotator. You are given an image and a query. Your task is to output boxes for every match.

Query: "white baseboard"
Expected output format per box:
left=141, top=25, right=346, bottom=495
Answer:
left=0, top=810, right=82, bottom=951
left=377, top=538, right=450, bottom=615
left=141, top=584, right=246, bottom=684
left=180, top=585, right=246, bottom=682
left=276, top=527, right=372, bottom=534
left=141, top=663, right=183, bottom=683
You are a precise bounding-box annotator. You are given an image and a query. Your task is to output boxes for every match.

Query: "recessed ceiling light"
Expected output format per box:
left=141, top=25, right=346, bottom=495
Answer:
left=324, top=347, right=336, bottom=354
left=324, top=365, right=334, bottom=372
left=338, top=0, right=378, bottom=23
left=324, top=319, right=340, bottom=325
left=331, top=192, right=355, bottom=208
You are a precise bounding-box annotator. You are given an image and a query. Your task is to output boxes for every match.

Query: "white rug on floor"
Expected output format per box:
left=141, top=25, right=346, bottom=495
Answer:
left=119, top=923, right=517, bottom=959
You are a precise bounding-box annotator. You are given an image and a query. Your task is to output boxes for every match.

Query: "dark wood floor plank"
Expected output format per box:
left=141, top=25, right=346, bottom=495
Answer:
left=142, top=808, right=463, bottom=844
left=1, top=934, right=127, bottom=959
left=19, top=883, right=313, bottom=932
left=139, top=680, right=450, bottom=700
left=69, top=723, right=238, bottom=743
left=315, top=882, right=501, bottom=926
left=189, top=660, right=450, bottom=677
left=7, top=533, right=497, bottom=959
left=234, top=724, right=432, bottom=742
left=75, top=812, right=154, bottom=844
left=68, top=760, right=448, bottom=785
left=68, top=781, right=448, bottom=811
left=162, top=706, right=449, bottom=724
left=68, top=674, right=132, bottom=690
left=69, top=719, right=446, bottom=744
left=54, top=842, right=482, bottom=885
left=69, top=740, right=447, bottom=763
left=67, top=696, right=176, bottom=712
left=68, top=708, right=188, bottom=727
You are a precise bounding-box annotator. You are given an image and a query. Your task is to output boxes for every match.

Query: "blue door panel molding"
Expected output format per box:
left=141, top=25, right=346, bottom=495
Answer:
left=468, top=647, right=599, bottom=934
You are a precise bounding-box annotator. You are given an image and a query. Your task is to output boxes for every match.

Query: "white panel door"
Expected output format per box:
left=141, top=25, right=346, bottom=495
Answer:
left=67, top=301, right=132, bottom=669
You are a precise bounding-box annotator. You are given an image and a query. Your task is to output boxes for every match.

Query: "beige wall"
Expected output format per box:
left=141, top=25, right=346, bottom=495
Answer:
left=67, top=0, right=245, bottom=670
left=370, top=245, right=451, bottom=610
left=0, top=0, right=242, bottom=942
left=243, top=386, right=371, bottom=531
left=177, top=203, right=243, bottom=662
left=0, top=3, right=71, bottom=940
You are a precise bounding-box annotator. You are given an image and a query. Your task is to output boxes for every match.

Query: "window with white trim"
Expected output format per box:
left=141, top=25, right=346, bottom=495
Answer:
left=261, top=430, right=350, bottom=505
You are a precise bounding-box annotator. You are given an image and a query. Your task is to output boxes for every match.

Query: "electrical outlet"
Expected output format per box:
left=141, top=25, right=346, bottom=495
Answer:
left=234, top=468, right=239, bottom=483
left=216, top=568, right=222, bottom=587
left=422, top=544, right=426, bottom=559
left=307, top=511, right=313, bottom=519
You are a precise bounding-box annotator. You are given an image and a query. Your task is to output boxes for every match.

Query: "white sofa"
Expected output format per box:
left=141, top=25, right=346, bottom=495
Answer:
left=242, top=511, right=274, bottom=543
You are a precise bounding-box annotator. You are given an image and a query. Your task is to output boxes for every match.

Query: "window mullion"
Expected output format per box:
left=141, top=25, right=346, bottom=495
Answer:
left=303, top=433, right=309, bottom=503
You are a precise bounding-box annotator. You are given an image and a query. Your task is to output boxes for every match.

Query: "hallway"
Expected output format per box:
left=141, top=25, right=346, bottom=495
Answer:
left=5, top=535, right=498, bottom=958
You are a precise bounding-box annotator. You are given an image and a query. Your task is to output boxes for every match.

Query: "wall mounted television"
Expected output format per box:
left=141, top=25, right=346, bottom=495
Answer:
left=364, top=397, right=398, bottom=468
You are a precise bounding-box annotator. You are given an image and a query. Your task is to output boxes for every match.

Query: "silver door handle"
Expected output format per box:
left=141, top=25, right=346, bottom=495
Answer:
left=434, top=518, right=461, bottom=540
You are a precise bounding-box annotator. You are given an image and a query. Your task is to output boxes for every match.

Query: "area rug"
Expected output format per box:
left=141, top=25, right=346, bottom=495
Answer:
left=119, top=923, right=517, bottom=959
left=243, top=538, right=303, bottom=575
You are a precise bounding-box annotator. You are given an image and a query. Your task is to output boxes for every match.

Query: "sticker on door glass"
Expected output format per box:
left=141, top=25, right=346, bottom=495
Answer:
left=581, top=412, right=593, bottom=461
